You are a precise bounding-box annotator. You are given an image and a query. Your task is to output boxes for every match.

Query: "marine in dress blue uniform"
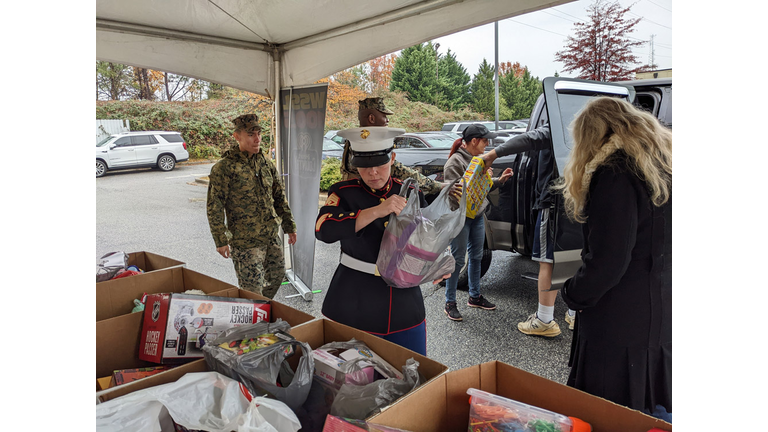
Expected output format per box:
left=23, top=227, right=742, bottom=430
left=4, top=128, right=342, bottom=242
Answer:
left=315, top=127, right=428, bottom=355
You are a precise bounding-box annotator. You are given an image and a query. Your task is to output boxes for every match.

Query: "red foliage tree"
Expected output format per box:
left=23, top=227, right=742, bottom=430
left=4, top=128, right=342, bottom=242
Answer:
left=498, top=61, right=526, bottom=79
left=554, top=0, right=654, bottom=82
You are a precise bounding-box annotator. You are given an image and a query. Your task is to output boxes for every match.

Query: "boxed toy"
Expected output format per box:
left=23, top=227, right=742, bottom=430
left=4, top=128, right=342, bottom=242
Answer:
left=312, top=348, right=375, bottom=390
left=111, top=365, right=174, bottom=387
left=462, top=156, right=492, bottom=218
left=139, top=292, right=271, bottom=364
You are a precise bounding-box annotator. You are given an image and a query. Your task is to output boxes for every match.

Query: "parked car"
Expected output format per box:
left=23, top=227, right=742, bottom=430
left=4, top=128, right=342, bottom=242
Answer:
left=322, top=138, right=344, bottom=160
left=324, top=130, right=345, bottom=145
left=393, top=132, right=457, bottom=149
left=480, top=77, right=673, bottom=288
left=441, top=121, right=496, bottom=134
left=96, top=131, right=189, bottom=177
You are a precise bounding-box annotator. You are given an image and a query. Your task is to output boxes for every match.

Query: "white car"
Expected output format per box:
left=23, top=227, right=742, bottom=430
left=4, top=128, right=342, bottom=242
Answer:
left=96, top=131, right=190, bottom=177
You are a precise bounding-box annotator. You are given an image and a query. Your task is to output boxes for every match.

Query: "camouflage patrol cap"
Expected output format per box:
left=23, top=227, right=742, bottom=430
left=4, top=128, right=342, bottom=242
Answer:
left=358, top=97, right=394, bottom=115
left=232, top=114, right=262, bottom=133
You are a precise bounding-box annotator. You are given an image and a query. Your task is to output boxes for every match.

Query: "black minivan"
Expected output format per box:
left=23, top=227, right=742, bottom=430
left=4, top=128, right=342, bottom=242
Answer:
left=470, top=76, right=673, bottom=288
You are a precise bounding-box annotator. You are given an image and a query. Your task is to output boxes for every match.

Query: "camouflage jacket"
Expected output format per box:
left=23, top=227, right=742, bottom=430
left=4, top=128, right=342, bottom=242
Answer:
left=340, top=139, right=442, bottom=195
left=207, top=146, right=296, bottom=248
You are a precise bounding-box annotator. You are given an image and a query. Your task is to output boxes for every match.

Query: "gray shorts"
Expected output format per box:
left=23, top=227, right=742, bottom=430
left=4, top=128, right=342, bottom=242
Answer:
left=531, top=208, right=554, bottom=264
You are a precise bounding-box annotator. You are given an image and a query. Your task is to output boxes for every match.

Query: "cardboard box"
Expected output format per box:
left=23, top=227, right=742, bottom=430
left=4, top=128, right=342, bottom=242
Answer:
left=97, top=251, right=185, bottom=283
left=98, top=317, right=449, bottom=414
left=96, top=266, right=236, bottom=321
left=368, top=360, right=672, bottom=432
left=96, top=288, right=314, bottom=390
left=138, top=292, right=272, bottom=364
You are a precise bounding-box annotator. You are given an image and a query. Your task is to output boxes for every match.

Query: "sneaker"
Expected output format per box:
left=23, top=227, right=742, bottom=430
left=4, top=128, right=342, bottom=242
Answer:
left=565, top=311, right=576, bottom=331
left=517, top=313, right=561, bottom=337
left=467, top=295, right=496, bottom=310
left=444, top=302, right=463, bottom=321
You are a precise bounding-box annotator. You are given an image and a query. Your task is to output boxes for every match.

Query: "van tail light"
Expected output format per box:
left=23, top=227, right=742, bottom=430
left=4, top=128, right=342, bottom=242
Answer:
left=183, top=142, right=187, bottom=150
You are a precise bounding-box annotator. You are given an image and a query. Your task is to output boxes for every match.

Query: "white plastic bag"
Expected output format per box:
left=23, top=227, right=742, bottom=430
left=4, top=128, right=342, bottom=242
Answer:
left=95, top=371, right=301, bottom=432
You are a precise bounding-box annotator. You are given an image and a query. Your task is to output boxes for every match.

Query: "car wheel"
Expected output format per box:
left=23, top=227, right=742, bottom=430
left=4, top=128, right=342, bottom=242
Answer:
left=157, top=155, right=176, bottom=171
left=96, top=160, right=107, bottom=178
left=439, top=246, right=493, bottom=290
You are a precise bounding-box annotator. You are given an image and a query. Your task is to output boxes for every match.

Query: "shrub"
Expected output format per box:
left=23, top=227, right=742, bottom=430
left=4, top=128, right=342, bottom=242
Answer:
left=320, top=157, right=342, bottom=191
left=188, top=144, right=221, bottom=160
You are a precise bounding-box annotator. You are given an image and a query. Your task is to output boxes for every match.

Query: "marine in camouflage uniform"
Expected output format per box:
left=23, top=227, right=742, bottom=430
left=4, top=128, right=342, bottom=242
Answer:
left=207, top=114, right=297, bottom=298
left=340, top=98, right=443, bottom=196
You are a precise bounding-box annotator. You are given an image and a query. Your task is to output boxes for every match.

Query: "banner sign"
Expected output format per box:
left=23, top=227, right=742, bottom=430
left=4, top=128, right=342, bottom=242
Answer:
left=279, top=83, right=329, bottom=300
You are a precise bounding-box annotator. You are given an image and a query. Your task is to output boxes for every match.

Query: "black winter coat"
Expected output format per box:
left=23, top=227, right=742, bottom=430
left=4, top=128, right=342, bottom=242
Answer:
left=561, top=151, right=672, bottom=414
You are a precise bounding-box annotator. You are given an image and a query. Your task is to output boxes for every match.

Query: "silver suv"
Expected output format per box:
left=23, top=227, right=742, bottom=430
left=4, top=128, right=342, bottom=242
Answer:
left=96, top=131, right=189, bottom=177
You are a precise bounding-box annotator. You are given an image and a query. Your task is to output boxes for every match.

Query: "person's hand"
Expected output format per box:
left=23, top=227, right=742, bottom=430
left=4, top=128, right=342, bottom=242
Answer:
left=498, top=167, right=513, bottom=184
left=486, top=167, right=494, bottom=177
left=450, top=182, right=463, bottom=199
left=287, top=232, right=297, bottom=245
left=433, top=274, right=451, bottom=285
left=378, top=194, right=407, bottom=217
left=481, top=149, right=498, bottom=166
left=216, top=245, right=231, bottom=258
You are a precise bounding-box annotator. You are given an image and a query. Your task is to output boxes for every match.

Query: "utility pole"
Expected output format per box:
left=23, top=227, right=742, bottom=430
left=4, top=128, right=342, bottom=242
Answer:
left=494, top=22, right=499, bottom=129
left=434, top=43, right=440, bottom=105
left=648, top=34, right=656, bottom=67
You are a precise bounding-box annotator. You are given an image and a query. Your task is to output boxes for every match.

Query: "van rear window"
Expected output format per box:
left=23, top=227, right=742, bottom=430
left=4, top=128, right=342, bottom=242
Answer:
left=441, top=125, right=453, bottom=131
left=161, top=134, right=184, bottom=142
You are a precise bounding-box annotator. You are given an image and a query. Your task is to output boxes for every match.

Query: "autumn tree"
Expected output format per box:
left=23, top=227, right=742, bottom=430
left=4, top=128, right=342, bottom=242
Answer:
left=162, top=72, right=202, bottom=101
left=131, top=67, right=164, bottom=100
left=367, top=54, right=397, bottom=94
left=96, top=61, right=134, bottom=100
left=436, top=49, right=471, bottom=111
left=555, top=0, right=653, bottom=81
left=390, top=42, right=439, bottom=104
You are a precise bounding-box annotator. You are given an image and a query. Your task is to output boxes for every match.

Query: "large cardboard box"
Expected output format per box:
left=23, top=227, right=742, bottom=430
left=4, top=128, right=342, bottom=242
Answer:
left=96, top=287, right=314, bottom=391
left=368, top=360, right=672, bottom=432
left=125, top=251, right=185, bottom=273
left=96, top=266, right=233, bottom=321
left=98, top=318, right=449, bottom=413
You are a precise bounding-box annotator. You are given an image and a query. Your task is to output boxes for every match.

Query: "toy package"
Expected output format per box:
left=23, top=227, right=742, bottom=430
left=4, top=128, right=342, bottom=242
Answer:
left=322, top=415, right=413, bottom=432
left=139, top=292, right=271, bottom=364
left=467, top=388, right=574, bottom=432
left=110, top=365, right=174, bottom=387
left=461, top=156, right=493, bottom=219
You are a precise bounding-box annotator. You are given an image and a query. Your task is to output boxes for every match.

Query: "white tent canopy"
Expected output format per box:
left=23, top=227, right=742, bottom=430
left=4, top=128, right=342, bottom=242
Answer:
left=96, top=0, right=572, bottom=97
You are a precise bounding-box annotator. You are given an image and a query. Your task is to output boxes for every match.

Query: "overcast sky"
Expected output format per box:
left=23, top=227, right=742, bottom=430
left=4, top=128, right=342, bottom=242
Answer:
left=431, top=0, right=672, bottom=80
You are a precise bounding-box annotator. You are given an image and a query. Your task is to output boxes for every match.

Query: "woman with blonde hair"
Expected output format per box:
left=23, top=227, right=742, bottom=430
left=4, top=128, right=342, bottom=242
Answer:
left=557, top=96, right=672, bottom=420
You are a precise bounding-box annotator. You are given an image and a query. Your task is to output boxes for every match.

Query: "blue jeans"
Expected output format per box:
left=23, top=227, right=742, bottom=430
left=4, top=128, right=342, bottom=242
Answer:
left=445, top=215, right=485, bottom=303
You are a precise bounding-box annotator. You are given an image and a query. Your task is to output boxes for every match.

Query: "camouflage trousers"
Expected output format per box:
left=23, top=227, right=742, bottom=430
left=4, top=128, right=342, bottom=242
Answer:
left=231, top=236, right=285, bottom=299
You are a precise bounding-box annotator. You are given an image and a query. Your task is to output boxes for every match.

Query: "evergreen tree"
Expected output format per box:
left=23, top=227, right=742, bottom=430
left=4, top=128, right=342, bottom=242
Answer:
left=499, top=67, right=543, bottom=120
left=469, top=59, right=496, bottom=118
left=389, top=42, right=438, bottom=104
left=96, top=61, right=133, bottom=100
left=436, top=49, right=470, bottom=111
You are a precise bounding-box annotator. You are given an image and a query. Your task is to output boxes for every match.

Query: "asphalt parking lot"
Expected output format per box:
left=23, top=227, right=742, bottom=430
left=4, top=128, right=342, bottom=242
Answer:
left=96, top=161, right=574, bottom=384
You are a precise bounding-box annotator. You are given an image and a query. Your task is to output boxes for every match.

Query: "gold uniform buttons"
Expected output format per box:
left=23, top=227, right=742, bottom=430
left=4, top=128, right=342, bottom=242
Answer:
left=384, top=221, right=389, bottom=227
left=380, top=198, right=385, bottom=203
left=349, top=213, right=354, bottom=216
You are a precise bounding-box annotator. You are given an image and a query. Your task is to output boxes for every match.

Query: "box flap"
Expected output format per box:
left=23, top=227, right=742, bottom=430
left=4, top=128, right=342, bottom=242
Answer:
left=96, top=267, right=238, bottom=322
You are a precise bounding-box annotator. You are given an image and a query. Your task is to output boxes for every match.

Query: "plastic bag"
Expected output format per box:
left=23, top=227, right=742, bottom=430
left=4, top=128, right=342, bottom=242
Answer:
left=202, top=319, right=314, bottom=411
left=96, top=251, right=129, bottom=282
left=95, top=371, right=301, bottom=432
left=330, top=358, right=423, bottom=420
left=376, top=178, right=466, bottom=288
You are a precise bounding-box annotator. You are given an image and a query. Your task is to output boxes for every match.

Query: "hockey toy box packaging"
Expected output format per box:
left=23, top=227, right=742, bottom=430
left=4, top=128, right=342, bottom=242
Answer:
left=139, top=292, right=271, bottom=364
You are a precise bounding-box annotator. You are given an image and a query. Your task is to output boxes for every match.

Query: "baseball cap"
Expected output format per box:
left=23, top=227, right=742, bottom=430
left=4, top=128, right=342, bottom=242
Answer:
left=462, top=124, right=497, bottom=141
left=336, top=126, right=405, bottom=168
